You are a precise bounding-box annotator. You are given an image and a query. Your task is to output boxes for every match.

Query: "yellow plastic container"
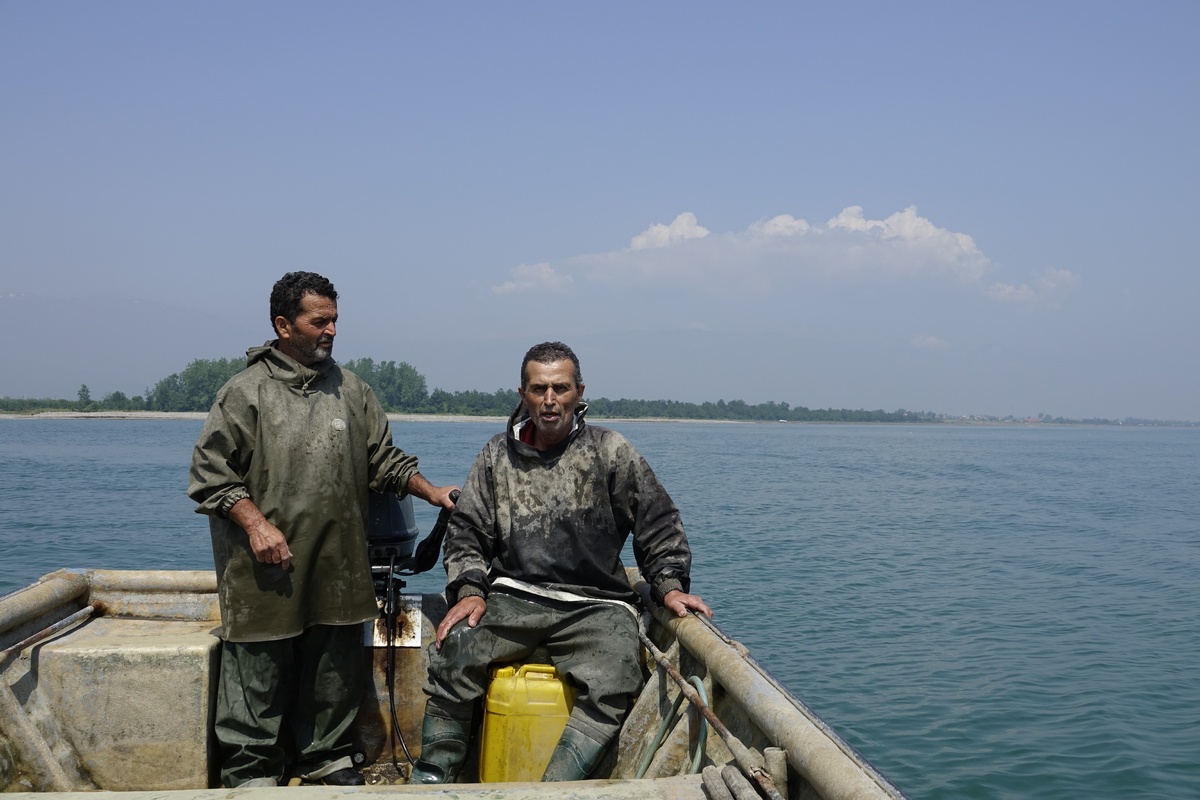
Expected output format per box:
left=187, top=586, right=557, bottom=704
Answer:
left=479, top=663, right=576, bottom=782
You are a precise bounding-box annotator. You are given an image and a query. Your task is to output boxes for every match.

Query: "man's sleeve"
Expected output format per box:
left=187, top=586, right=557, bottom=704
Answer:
left=442, top=446, right=496, bottom=604
left=188, top=393, right=252, bottom=518
left=363, top=384, right=420, bottom=495
left=618, top=437, right=693, bottom=602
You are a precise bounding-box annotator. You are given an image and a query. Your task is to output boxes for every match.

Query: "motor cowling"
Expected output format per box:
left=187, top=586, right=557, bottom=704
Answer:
left=366, top=491, right=419, bottom=597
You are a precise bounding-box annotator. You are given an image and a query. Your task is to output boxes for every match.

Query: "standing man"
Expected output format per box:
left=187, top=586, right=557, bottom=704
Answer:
left=189, top=271, right=457, bottom=788
left=410, top=341, right=711, bottom=784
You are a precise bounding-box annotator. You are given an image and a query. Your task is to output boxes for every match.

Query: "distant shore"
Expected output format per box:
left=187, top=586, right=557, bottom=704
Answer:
left=6, top=411, right=1178, bottom=427
left=0, top=410, right=500, bottom=423
left=0, top=411, right=749, bottom=424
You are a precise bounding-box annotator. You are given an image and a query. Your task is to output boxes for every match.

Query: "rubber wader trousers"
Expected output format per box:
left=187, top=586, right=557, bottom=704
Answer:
left=214, top=623, right=364, bottom=787
left=413, top=592, right=643, bottom=782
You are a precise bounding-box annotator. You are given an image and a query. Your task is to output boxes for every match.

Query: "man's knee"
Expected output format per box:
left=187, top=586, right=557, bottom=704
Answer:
left=436, top=618, right=478, bottom=659
left=426, top=623, right=494, bottom=703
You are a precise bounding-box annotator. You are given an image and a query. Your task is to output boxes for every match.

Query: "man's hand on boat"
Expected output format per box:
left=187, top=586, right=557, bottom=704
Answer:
left=228, top=498, right=295, bottom=570
left=663, top=590, right=713, bottom=619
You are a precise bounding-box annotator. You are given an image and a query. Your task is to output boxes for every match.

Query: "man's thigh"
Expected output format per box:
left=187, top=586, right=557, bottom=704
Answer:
left=545, top=603, right=643, bottom=716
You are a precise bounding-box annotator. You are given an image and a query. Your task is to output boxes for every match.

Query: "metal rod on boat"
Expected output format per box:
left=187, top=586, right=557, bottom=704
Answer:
left=0, top=603, right=103, bottom=659
left=637, top=627, right=786, bottom=800
left=0, top=602, right=101, bottom=792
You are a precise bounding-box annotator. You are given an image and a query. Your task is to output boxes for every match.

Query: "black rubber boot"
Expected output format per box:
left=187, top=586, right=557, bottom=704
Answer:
left=408, top=712, right=471, bottom=784
left=540, top=725, right=607, bottom=782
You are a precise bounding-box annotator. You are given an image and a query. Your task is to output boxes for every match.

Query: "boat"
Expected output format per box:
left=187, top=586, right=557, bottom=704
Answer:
left=1, top=565, right=907, bottom=800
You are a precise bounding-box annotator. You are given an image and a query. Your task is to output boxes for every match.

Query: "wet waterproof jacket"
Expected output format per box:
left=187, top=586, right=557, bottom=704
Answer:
left=188, top=343, right=421, bottom=642
left=443, top=403, right=693, bottom=608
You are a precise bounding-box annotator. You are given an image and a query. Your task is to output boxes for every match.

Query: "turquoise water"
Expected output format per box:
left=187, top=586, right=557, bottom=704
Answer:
left=1, top=418, right=1198, bottom=799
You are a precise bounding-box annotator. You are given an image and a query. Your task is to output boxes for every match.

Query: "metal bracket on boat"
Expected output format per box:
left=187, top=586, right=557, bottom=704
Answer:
left=366, top=594, right=423, bottom=648
left=0, top=578, right=100, bottom=792
left=1, top=603, right=104, bottom=661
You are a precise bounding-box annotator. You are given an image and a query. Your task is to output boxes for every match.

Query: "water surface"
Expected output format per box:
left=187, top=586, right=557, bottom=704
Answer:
left=2, top=418, right=1197, bottom=799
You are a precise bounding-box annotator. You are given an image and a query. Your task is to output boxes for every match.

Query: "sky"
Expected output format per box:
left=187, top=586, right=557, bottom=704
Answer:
left=2, top=2, right=1198, bottom=421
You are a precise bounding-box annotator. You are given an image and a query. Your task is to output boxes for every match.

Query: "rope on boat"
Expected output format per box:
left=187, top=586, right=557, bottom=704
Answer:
left=637, top=627, right=786, bottom=800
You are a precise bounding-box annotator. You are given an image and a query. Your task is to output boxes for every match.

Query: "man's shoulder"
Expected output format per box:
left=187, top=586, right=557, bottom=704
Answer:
left=215, top=358, right=271, bottom=396
left=578, top=423, right=634, bottom=452
left=486, top=429, right=512, bottom=455
left=329, top=363, right=370, bottom=396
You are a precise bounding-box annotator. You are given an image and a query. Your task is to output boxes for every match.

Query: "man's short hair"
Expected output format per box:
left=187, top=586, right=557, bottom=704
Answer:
left=521, top=341, right=583, bottom=388
left=270, top=272, right=338, bottom=328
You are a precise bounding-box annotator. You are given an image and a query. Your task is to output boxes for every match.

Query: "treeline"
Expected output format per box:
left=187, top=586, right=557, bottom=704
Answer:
left=588, top=397, right=938, bottom=423
left=0, top=356, right=937, bottom=423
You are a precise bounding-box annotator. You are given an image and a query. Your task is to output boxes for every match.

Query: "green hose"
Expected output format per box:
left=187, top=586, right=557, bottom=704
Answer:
left=634, top=675, right=710, bottom=778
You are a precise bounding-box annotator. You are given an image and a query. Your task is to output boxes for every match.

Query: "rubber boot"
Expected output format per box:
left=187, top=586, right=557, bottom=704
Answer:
left=408, top=712, right=471, bottom=785
left=540, top=725, right=608, bottom=782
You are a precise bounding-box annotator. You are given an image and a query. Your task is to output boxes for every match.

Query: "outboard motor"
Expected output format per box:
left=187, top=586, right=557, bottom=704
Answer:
left=366, top=490, right=420, bottom=598
left=365, top=488, right=459, bottom=773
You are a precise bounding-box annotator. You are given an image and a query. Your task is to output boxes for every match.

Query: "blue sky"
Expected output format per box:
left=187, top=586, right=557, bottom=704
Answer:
left=3, top=2, right=1197, bottom=420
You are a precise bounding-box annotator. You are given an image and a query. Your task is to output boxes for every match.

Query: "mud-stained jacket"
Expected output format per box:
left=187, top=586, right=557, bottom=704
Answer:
left=188, top=342, right=421, bottom=642
left=443, top=403, right=692, bottom=608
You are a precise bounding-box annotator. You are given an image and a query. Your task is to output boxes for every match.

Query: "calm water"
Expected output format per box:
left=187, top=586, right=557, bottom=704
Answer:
left=1, top=418, right=1198, bottom=799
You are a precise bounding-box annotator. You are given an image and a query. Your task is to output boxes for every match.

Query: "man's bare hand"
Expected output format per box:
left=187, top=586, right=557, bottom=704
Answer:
left=429, top=484, right=460, bottom=511
left=663, top=590, right=712, bottom=619
left=229, top=498, right=294, bottom=570
left=407, top=473, right=460, bottom=510
left=436, top=596, right=487, bottom=649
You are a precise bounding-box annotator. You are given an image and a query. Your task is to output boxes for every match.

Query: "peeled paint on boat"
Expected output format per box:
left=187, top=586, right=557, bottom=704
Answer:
left=0, top=568, right=908, bottom=800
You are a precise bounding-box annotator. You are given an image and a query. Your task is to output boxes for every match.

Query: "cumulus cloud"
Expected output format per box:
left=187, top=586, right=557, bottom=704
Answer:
left=988, top=268, right=1081, bottom=307
left=489, top=206, right=1051, bottom=301
left=630, top=212, right=710, bottom=250
left=748, top=214, right=810, bottom=236
left=491, top=262, right=573, bottom=295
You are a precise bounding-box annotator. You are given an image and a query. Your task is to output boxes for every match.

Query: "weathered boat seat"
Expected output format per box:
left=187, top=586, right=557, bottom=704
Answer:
left=32, top=617, right=221, bottom=791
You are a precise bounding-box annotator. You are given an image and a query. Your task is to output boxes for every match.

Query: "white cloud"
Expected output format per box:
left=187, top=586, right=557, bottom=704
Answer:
left=490, top=206, right=1069, bottom=306
left=749, top=214, right=810, bottom=236
left=988, top=282, right=1038, bottom=304
left=491, top=262, right=573, bottom=295
left=988, top=268, right=1081, bottom=307
left=823, top=206, right=989, bottom=282
left=1038, top=267, right=1081, bottom=291
left=630, top=212, right=710, bottom=250
left=910, top=334, right=950, bottom=351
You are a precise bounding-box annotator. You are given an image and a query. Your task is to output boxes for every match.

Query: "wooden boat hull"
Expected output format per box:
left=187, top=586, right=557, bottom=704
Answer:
left=0, top=570, right=906, bottom=799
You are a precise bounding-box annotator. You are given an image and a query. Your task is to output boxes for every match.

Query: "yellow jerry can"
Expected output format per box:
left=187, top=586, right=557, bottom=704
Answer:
left=479, top=662, right=576, bottom=782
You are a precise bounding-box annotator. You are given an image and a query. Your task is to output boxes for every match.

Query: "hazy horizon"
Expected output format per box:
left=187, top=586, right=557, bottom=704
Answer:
left=2, top=307, right=1193, bottom=423
left=3, top=4, right=1197, bottom=422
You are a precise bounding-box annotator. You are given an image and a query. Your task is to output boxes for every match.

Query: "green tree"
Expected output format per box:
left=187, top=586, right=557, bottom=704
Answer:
left=101, top=391, right=131, bottom=410
left=342, top=358, right=429, bottom=412
left=147, top=357, right=246, bottom=411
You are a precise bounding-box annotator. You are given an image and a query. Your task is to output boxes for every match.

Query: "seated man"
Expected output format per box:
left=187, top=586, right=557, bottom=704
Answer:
left=411, top=341, right=712, bottom=784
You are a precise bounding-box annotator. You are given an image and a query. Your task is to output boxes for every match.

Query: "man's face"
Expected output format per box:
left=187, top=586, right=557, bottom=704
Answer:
left=275, top=293, right=337, bottom=365
left=518, top=359, right=584, bottom=450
